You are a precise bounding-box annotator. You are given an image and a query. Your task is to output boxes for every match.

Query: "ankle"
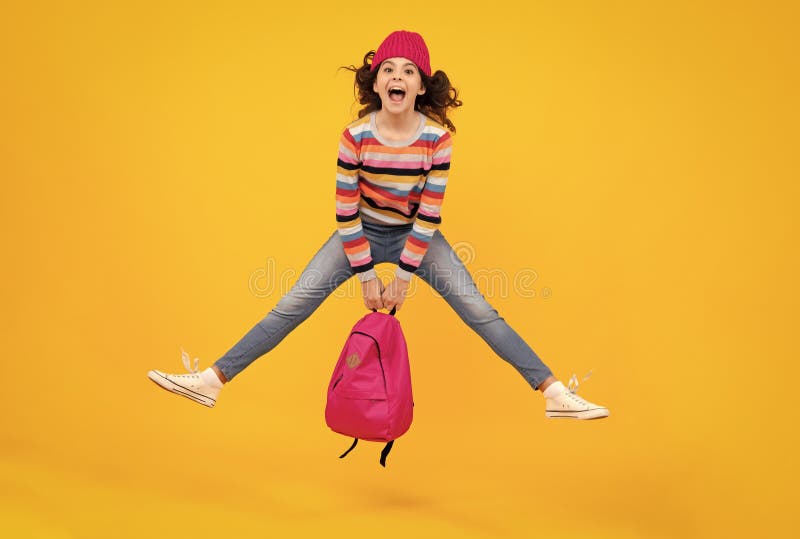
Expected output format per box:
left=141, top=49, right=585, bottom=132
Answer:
left=538, top=376, right=557, bottom=393
left=200, top=367, right=225, bottom=388
left=542, top=381, right=566, bottom=399
left=211, top=365, right=228, bottom=384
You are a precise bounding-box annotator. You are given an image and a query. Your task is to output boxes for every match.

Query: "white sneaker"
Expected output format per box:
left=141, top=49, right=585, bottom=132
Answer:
left=545, top=373, right=609, bottom=420
left=147, top=348, right=221, bottom=408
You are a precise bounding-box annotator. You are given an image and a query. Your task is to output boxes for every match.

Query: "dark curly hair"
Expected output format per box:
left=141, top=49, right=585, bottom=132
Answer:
left=340, top=51, right=463, bottom=133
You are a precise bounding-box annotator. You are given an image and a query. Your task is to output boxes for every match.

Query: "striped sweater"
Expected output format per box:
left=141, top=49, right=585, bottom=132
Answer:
left=336, top=111, right=452, bottom=282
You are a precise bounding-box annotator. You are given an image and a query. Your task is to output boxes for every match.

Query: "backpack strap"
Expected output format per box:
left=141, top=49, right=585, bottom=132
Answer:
left=339, top=438, right=358, bottom=459
left=379, top=440, right=394, bottom=467
left=338, top=438, right=395, bottom=467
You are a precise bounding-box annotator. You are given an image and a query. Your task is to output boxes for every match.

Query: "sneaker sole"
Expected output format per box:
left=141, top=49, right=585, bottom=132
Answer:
left=147, top=370, right=216, bottom=408
left=546, top=408, right=609, bottom=420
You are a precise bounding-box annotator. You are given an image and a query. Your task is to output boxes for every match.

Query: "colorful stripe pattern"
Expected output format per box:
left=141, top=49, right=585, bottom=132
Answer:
left=336, top=112, right=452, bottom=282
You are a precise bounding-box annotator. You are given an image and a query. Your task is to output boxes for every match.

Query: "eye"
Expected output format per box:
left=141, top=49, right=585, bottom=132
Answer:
left=383, top=67, right=392, bottom=72
left=405, top=69, right=414, bottom=75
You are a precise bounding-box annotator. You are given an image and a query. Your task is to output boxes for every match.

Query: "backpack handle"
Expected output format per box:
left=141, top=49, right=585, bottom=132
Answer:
left=371, top=307, right=397, bottom=316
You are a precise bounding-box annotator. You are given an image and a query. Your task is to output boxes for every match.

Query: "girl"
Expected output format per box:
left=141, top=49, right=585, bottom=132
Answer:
left=147, top=30, right=609, bottom=420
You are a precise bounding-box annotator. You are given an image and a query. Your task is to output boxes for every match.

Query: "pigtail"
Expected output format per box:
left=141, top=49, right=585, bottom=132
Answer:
left=416, top=70, right=463, bottom=133
left=339, top=51, right=381, bottom=118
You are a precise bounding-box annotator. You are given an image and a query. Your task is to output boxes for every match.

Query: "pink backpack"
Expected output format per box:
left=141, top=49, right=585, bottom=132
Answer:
left=325, top=309, right=413, bottom=467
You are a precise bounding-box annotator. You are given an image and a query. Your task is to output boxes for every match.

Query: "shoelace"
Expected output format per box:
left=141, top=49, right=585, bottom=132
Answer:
left=567, top=369, right=593, bottom=394
left=181, top=347, right=200, bottom=376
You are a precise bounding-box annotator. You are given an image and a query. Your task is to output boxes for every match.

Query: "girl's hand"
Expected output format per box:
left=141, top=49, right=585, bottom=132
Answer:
left=361, top=278, right=385, bottom=311
left=381, top=277, right=410, bottom=313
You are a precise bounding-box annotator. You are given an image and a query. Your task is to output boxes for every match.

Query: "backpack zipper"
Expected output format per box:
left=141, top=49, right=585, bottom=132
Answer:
left=350, top=331, right=388, bottom=393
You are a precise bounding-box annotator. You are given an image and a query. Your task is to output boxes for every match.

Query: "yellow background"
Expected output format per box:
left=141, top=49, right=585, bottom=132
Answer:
left=2, top=1, right=797, bottom=537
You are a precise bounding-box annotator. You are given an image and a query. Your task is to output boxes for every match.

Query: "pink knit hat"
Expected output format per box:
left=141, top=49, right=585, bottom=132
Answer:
left=370, top=30, right=432, bottom=77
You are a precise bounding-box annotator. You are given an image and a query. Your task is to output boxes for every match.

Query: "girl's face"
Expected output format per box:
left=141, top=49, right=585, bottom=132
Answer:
left=373, top=56, right=426, bottom=114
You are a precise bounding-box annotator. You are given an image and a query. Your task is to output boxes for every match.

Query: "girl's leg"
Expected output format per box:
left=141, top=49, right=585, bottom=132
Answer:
left=414, top=230, right=555, bottom=391
left=213, top=230, right=354, bottom=381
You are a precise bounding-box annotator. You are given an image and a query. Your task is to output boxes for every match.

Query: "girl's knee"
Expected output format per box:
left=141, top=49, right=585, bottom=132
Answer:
left=271, top=289, right=320, bottom=318
left=450, top=294, right=501, bottom=326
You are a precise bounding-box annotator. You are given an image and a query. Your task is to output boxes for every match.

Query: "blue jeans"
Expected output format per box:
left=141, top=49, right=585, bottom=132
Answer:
left=214, top=221, right=554, bottom=390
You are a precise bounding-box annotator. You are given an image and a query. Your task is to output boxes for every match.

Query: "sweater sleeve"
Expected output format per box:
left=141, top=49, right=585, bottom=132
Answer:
left=395, top=131, right=453, bottom=281
left=336, top=128, right=377, bottom=282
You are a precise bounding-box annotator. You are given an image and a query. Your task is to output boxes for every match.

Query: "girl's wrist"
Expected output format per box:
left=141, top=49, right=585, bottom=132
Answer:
left=394, top=276, right=410, bottom=289
left=358, top=269, right=377, bottom=283
left=395, top=267, right=413, bottom=282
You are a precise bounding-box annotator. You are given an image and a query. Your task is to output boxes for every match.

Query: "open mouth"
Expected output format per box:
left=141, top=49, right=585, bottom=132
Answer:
left=388, top=88, right=406, bottom=103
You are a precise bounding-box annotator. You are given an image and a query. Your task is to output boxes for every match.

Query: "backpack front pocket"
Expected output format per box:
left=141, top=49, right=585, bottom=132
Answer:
left=326, top=389, right=390, bottom=442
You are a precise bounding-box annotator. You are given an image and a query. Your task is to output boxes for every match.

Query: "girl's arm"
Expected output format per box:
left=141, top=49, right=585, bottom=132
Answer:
left=395, top=131, right=453, bottom=281
left=335, top=128, right=377, bottom=282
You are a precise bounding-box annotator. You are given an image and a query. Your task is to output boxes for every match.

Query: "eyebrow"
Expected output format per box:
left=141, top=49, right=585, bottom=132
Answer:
left=382, top=61, right=416, bottom=69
